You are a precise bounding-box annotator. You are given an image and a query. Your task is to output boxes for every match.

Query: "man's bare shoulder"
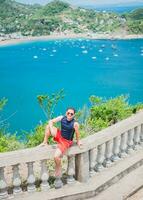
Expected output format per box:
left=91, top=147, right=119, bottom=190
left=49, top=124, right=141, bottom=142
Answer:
left=51, top=115, right=63, bottom=123
left=74, top=121, right=79, bottom=128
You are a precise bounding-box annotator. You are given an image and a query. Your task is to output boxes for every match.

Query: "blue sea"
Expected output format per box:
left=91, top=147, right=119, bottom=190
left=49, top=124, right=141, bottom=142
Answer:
left=82, top=4, right=143, bottom=13
left=0, top=39, right=143, bottom=132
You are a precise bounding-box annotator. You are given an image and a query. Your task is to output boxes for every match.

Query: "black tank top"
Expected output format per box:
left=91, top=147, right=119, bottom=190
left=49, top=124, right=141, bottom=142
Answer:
left=61, top=116, right=75, bottom=141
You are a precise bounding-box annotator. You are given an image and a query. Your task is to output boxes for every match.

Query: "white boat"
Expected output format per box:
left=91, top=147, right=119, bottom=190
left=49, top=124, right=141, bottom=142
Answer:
left=82, top=50, right=88, bottom=54
left=99, top=49, right=103, bottom=52
left=52, top=49, right=57, bottom=52
left=113, top=54, right=118, bottom=57
left=92, top=56, right=96, bottom=60
left=105, top=57, right=109, bottom=60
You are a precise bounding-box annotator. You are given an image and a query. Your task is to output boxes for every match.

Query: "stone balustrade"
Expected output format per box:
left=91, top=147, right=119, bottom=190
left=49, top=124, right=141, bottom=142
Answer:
left=0, top=111, right=143, bottom=199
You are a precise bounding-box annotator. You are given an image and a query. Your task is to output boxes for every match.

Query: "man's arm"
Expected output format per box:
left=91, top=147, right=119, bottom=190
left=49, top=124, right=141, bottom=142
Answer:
left=49, top=115, right=63, bottom=135
left=39, top=115, right=63, bottom=146
left=74, top=122, right=82, bottom=148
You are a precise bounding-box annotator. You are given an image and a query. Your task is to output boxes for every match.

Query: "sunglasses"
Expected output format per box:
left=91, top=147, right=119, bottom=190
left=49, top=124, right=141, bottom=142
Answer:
left=67, top=112, right=74, bottom=116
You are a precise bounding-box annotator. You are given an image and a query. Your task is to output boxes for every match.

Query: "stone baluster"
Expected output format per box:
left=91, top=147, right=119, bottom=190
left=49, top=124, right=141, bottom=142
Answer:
left=112, top=136, right=120, bottom=162
left=75, top=151, right=89, bottom=182
left=127, top=129, right=134, bottom=154
left=12, top=164, right=22, bottom=195
left=140, top=124, right=143, bottom=146
left=67, top=155, right=75, bottom=184
left=27, top=162, right=36, bottom=192
left=95, top=144, right=105, bottom=172
left=103, top=140, right=113, bottom=167
left=133, top=126, right=141, bottom=150
left=40, top=160, right=50, bottom=191
left=0, top=167, right=8, bottom=199
left=89, top=148, right=97, bottom=176
left=119, top=132, right=128, bottom=158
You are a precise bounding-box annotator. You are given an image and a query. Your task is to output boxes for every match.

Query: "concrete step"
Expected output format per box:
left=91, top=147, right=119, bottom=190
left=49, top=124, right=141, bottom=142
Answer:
left=126, top=187, right=143, bottom=200
left=87, top=164, right=143, bottom=200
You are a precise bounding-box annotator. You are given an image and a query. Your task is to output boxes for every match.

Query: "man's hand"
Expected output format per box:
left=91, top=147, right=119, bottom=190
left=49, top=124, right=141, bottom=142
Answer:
left=38, top=142, right=48, bottom=147
left=77, top=140, right=83, bottom=149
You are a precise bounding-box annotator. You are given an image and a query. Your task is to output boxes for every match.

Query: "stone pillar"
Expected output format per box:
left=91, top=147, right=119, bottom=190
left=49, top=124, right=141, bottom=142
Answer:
left=119, top=132, right=128, bottom=158
left=67, top=155, right=75, bottom=184
left=75, top=151, right=89, bottom=182
left=127, top=129, right=134, bottom=154
left=0, top=167, right=8, bottom=199
left=133, top=126, right=141, bottom=150
left=140, top=124, right=143, bottom=146
left=89, top=148, right=97, bottom=176
left=95, top=144, right=105, bottom=172
left=27, top=162, right=36, bottom=192
left=112, top=136, right=120, bottom=162
left=103, top=140, right=113, bottom=167
left=40, top=160, right=50, bottom=191
left=12, top=164, right=22, bottom=194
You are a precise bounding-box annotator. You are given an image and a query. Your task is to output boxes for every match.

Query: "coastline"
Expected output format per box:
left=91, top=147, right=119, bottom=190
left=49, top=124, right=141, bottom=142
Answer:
left=0, top=33, right=143, bottom=47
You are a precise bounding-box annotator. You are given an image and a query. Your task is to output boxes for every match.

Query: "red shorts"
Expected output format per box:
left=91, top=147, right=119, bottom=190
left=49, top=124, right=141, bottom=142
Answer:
left=54, top=129, right=73, bottom=154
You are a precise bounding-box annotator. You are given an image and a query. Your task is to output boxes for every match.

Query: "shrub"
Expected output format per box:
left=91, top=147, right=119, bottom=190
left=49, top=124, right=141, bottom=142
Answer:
left=88, top=95, right=134, bottom=132
left=0, top=131, right=24, bottom=152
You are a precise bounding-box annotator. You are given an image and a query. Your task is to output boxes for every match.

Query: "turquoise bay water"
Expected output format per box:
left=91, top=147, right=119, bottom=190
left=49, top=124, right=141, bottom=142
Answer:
left=0, top=39, right=143, bottom=132
left=83, top=5, right=143, bottom=13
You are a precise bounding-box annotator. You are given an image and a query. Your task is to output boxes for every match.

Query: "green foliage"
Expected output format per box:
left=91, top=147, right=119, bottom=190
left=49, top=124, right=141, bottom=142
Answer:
left=0, top=97, right=24, bottom=152
left=37, top=89, right=65, bottom=120
left=0, top=131, right=24, bottom=152
left=122, top=8, right=143, bottom=34
left=127, top=20, right=143, bottom=34
left=24, top=123, right=57, bottom=147
left=88, top=95, right=133, bottom=132
left=22, top=17, right=62, bottom=36
left=131, top=103, right=143, bottom=113
left=0, top=97, right=8, bottom=111
left=0, top=98, right=8, bottom=128
left=38, top=0, right=70, bottom=16
left=0, top=0, right=142, bottom=36
left=76, top=104, right=89, bottom=124
left=1, top=94, right=143, bottom=152
left=126, top=8, right=143, bottom=20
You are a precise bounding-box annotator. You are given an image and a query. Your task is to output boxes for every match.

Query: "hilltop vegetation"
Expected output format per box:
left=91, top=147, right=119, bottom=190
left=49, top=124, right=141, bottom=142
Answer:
left=0, top=0, right=143, bottom=38
left=123, top=9, right=143, bottom=34
left=1, top=94, right=143, bottom=152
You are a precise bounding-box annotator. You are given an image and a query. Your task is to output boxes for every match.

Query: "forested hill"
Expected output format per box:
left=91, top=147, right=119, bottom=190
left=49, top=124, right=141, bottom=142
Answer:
left=0, top=0, right=143, bottom=37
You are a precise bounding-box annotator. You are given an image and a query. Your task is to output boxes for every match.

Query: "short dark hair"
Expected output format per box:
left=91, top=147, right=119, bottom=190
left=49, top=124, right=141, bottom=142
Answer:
left=66, top=107, right=76, bottom=114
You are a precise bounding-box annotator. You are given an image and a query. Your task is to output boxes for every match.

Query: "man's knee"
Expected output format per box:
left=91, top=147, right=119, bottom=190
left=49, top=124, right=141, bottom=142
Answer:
left=54, top=149, right=62, bottom=161
left=54, top=156, right=60, bottom=164
left=45, top=124, right=50, bottom=131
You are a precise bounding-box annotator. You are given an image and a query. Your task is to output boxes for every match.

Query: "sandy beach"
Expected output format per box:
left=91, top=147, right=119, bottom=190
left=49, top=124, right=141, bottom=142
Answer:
left=0, top=33, right=143, bottom=47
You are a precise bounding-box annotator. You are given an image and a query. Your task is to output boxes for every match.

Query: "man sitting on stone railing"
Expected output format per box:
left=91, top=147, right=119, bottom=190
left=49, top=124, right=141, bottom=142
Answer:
left=39, top=107, right=82, bottom=188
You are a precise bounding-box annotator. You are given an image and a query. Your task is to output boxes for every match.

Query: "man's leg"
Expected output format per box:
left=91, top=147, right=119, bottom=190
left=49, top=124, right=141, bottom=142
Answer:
left=54, top=148, right=63, bottom=188
left=54, top=148, right=63, bottom=177
left=40, top=124, right=57, bottom=146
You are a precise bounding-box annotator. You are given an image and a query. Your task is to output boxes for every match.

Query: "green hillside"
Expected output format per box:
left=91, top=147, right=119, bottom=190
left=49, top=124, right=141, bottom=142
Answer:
left=0, top=0, right=143, bottom=37
left=123, top=8, right=143, bottom=34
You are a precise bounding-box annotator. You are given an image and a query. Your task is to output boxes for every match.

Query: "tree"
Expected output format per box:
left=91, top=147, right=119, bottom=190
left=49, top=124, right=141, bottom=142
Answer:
left=37, top=89, right=65, bottom=120
left=0, top=98, right=8, bottom=127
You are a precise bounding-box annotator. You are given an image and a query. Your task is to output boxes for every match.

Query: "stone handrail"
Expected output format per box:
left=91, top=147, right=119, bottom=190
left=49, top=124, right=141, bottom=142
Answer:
left=0, top=111, right=143, bottom=199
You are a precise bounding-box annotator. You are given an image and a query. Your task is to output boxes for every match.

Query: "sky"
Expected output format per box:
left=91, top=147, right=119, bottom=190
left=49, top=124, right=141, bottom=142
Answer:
left=16, top=0, right=143, bottom=6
